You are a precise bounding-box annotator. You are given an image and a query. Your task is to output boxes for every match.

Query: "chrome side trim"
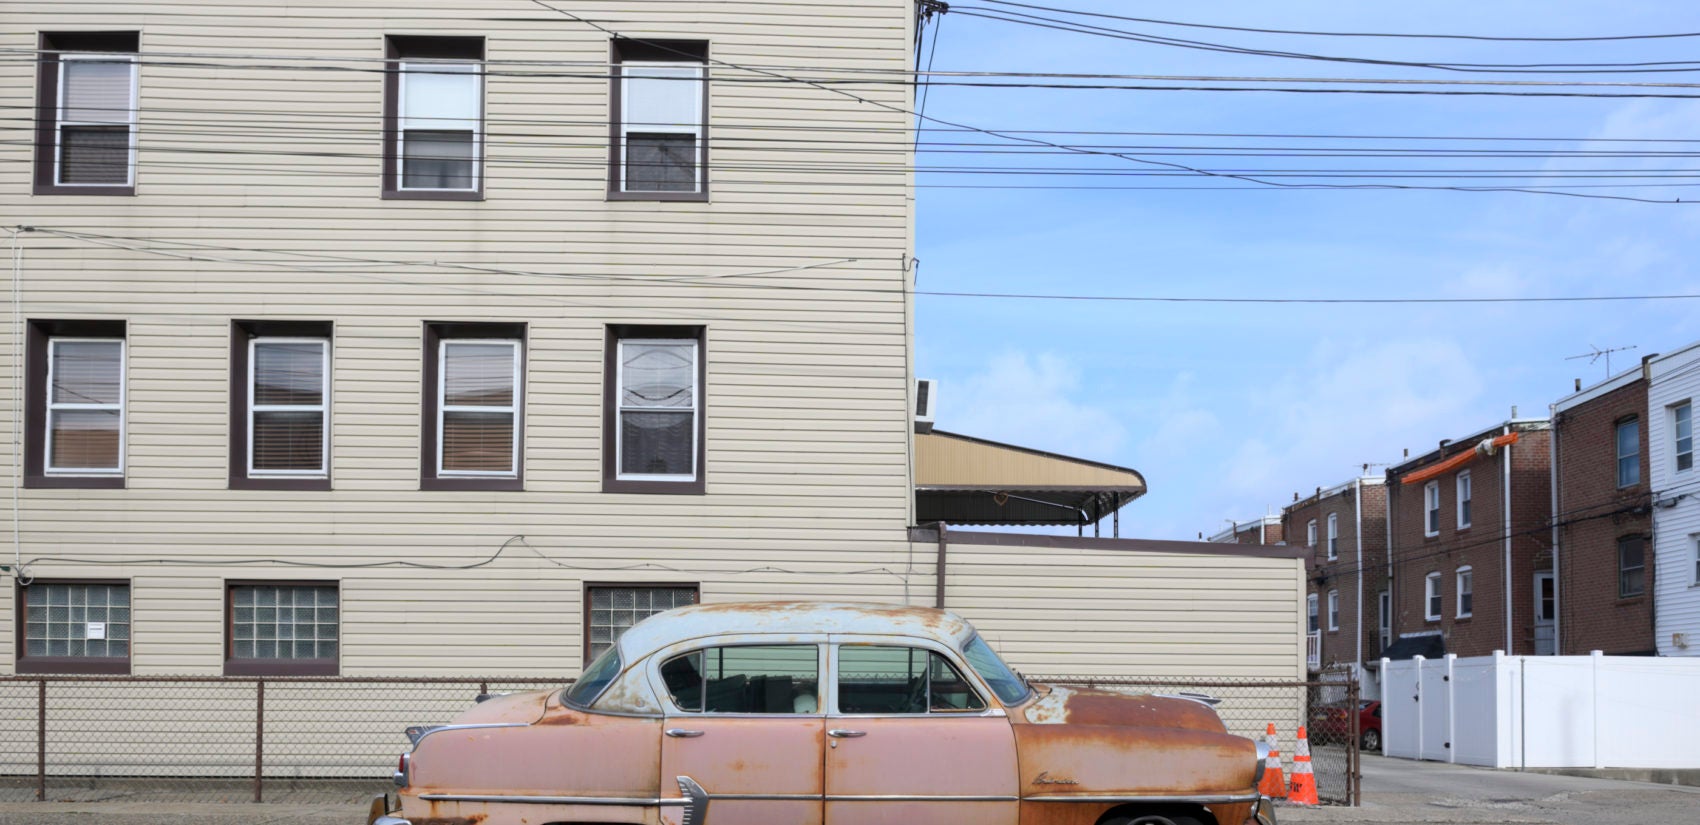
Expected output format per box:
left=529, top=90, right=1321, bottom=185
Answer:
left=826, top=794, right=1019, bottom=802
left=712, top=793, right=820, bottom=801
left=418, top=793, right=688, bottom=806
left=1254, top=739, right=1269, bottom=787
left=409, top=722, right=528, bottom=749
left=678, top=775, right=710, bottom=825
left=1024, top=792, right=1261, bottom=804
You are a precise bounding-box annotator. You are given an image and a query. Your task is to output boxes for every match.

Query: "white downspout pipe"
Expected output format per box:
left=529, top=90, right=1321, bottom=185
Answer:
left=1355, top=478, right=1365, bottom=680
left=1503, top=423, right=1515, bottom=654
left=1549, top=404, right=1561, bottom=655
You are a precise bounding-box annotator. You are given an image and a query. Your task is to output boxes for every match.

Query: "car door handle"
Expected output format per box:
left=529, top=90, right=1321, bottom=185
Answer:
left=666, top=729, right=706, bottom=738
left=827, top=729, right=867, bottom=738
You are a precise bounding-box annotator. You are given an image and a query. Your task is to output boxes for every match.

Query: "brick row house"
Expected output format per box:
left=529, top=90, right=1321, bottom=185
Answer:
left=1282, top=477, right=1386, bottom=681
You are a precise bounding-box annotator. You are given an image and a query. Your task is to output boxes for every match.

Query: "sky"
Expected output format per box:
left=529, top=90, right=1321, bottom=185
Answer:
left=911, top=1, right=1700, bottom=540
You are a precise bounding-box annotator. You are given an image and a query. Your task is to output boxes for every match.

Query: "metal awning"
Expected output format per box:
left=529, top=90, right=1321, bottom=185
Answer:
left=914, top=430, right=1146, bottom=526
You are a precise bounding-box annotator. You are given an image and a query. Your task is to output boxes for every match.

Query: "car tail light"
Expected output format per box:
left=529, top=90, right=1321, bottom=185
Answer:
left=394, top=753, right=410, bottom=788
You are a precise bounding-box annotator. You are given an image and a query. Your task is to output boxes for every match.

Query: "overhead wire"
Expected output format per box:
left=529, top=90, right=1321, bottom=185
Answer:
left=952, top=4, right=1700, bottom=74
left=976, top=0, right=1700, bottom=43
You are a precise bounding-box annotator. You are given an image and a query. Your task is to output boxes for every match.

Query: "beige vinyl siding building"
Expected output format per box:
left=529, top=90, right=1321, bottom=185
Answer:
left=2, top=0, right=1305, bottom=687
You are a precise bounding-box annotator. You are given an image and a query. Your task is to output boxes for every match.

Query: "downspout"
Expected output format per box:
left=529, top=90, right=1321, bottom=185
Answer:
left=1549, top=404, right=1561, bottom=654
left=1386, top=473, right=1395, bottom=644
left=934, top=521, right=948, bottom=608
left=1355, top=478, right=1365, bottom=678
left=1503, top=424, right=1515, bottom=654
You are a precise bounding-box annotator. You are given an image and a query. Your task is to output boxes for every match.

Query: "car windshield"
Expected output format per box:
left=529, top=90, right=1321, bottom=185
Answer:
left=565, top=645, right=622, bottom=707
left=962, top=634, right=1029, bottom=705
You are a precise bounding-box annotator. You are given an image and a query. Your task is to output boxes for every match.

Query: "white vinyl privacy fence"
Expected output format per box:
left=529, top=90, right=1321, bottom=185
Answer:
left=1381, top=652, right=1700, bottom=769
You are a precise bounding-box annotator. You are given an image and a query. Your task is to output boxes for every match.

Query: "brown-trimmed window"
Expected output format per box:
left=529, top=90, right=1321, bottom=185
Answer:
left=1619, top=536, right=1646, bottom=598
left=226, top=582, right=339, bottom=676
left=609, top=39, right=708, bottom=200
left=34, top=32, right=139, bottom=195
left=604, top=325, right=705, bottom=493
left=422, top=322, right=525, bottom=490
left=25, top=319, right=126, bottom=488
left=230, top=321, right=332, bottom=490
left=17, top=580, right=131, bottom=675
left=584, top=584, right=697, bottom=662
left=383, top=36, right=485, bottom=200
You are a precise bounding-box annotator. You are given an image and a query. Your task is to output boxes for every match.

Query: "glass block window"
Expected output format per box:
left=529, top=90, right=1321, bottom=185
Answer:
left=587, top=585, right=697, bottom=662
left=231, top=584, right=339, bottom=662
left=23, top=582, right=130, bottom=661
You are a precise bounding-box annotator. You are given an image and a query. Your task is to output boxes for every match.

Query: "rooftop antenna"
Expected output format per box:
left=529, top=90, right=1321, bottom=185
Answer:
left=1565, top=344, right=1637, bottom=379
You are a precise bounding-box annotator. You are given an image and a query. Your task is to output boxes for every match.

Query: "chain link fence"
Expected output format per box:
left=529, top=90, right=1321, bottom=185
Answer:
left=1038, top=676, right=1360, bottom=806
left=1, top=674, right=1357, bottom=806
left=0, top=676, right=562, bottom=803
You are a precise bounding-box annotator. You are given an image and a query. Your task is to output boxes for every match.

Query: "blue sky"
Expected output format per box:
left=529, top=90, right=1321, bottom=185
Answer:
left=912, top=1, right=1700, bottom=539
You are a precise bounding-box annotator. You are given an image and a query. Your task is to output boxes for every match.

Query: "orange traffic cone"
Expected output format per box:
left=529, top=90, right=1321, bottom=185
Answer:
left=1258, top=723, right=1287, bottom=798
left=1287, top=725, right=1319, bottom=806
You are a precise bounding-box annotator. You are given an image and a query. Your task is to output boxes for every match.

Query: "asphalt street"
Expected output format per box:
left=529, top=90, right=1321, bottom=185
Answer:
left=2, top=756, right=1697, bottom=825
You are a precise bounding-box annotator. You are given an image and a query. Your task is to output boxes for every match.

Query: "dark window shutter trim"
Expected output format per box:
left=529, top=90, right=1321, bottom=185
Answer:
left=608, top=39, right=710, bottom=202
left=25, top=319, right=126, bottom=488
left=228, top=320, right=333, bottom=490
left=421, top=321, right=526, bottom=490
left=602, top=324, right=706, bottom=494
left=33, top=32, right=139, bottom=196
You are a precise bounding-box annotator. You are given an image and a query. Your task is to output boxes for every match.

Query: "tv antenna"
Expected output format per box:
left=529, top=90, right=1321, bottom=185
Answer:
left=1565, top=344, right=1637, bottom=377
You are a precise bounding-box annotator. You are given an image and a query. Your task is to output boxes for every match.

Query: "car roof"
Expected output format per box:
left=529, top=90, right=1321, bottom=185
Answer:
left=616, top=601, right=978, bottom=661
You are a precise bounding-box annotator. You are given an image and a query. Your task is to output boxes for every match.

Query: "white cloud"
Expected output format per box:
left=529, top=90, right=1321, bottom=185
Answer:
left=936, top=351, right=1128, bottom=462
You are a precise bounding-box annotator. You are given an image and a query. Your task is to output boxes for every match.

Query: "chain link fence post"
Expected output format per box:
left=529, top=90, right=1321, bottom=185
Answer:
left=35, top=678, right=46, bottom=802
left=1348, top=676, right=1360, bottom=806
left=254, top=679, right=265, bottom=804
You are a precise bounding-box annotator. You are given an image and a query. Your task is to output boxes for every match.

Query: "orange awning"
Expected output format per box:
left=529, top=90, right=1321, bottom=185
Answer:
left=1401, top=432, right=1519, bottom=485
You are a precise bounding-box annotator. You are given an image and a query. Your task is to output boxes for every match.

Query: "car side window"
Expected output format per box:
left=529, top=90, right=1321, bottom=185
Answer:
left=836, top=645, right=987, bottom=714
left=659, top=644, right=819, bottom=714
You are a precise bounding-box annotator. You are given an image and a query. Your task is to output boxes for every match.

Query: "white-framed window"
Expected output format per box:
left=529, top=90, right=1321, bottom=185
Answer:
left=1306, top=519, right=1317, bottom=548
left=397, top=60, right=482, bottom=191
left=1424, top=480, right=1441, bottom=537
left=617, top=56, right=707, bottom=194
left=1675, top=402, right=1693, bottom=473
left=248, top=337, right=329, bottom=477
left=1425, top=572, right=1442, bottom=621
left=615, top=337, right=700, bottom=481
left=1456, top=566, right=1473, bottom=617
left=45, top=337, right=125, bottom=475
left=438, top=339, right=520, bottom=477
left=1327, top=590, right=1340, bottom=631
left=1617, top=418, right=1640, bottom=488
left=1306, top=593, right=1319, bottom=634
left=1326, top=513, right=1339, bottom=560
left=1456, top=471, right=1472, bottom=529
left=55, top=53, right=137, bottom=187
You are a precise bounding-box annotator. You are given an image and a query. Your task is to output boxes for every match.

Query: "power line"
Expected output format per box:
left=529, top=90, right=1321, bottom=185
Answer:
left=953, top=5, right=1700, bottom=75
left=25, top=227, right=1700, bottom=307
left=977, top=0, right=1700, bottom=43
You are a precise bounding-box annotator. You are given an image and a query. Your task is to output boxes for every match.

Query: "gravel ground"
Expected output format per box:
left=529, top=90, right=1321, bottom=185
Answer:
left=4, top=755, right=1697, bottom=825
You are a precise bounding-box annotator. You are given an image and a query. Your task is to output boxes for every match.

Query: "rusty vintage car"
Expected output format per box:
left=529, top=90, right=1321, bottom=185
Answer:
left=368, top=601, right=1276, bottom=825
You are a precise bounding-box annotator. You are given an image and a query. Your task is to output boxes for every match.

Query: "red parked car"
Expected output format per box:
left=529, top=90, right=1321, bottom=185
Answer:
left=1311, top=699, right=1380, bottom=750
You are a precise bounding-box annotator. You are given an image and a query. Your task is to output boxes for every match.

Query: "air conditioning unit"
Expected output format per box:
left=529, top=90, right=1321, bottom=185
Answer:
left=914, top=378, right=936, bottom=434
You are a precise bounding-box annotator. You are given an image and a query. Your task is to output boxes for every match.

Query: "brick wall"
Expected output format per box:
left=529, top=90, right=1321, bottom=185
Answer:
left=1555, top=380, right=1656, bottom=655
left=1388, top=424, right=1553, bottom=658
left=1285, top=481, right=1388, bottom=672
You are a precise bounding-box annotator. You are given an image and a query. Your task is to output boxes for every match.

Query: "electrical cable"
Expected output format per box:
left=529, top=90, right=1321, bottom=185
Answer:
left=952, top=6, right=1700, bottom=75
left=977, top=0, right=1700, bottom=43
